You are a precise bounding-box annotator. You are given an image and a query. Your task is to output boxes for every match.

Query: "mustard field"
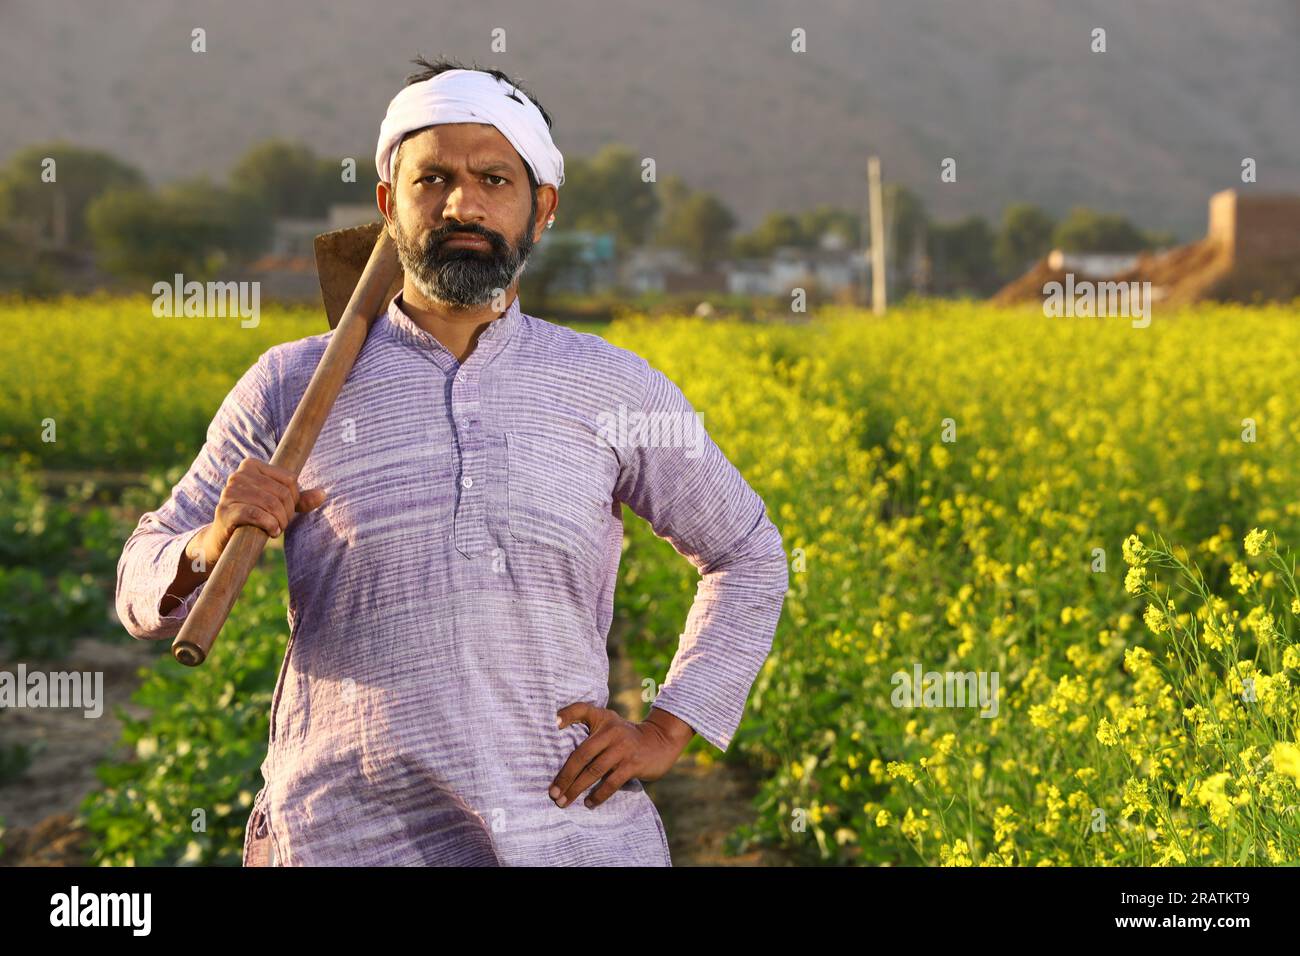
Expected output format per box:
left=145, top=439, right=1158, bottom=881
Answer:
left=4, top=295, right=1300, bottom=865
left=606, top=300, right=1300, bottom=865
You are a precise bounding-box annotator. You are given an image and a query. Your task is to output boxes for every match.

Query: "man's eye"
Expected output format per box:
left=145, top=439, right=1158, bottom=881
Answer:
left=486, top=175, right=507, bottom=185
left=420, top=175, right=441, bottom=184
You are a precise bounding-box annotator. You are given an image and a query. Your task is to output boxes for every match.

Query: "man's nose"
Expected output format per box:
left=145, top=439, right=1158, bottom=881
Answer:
left=442, top=182, right=486, bottom=224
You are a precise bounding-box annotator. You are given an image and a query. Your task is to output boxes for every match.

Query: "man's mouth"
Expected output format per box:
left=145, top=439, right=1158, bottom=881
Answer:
left=442, top=234, right=493, bottom=251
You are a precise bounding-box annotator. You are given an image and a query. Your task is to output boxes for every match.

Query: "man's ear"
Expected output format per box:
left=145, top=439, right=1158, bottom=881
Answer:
left=534, top=184, right=559, bottom=241
left=377, top=181, right=395, bottom=234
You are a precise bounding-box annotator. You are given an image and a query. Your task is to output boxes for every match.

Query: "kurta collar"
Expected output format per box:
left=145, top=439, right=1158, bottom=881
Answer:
left=383, top=290, right=523, bottom=370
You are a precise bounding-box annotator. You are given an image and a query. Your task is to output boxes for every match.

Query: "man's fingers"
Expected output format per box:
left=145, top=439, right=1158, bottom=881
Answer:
left=281, top=478, right=299, bottom=511
left=563, top=744, right=627, bottom=807
left=234, top=503, right=282, bottom=538
left=556, top=701, right=594, bottom=730
left=247, top=458, right=299, bottom=488
left=584, top=765, right=635, bottom=809
left=561, top=759, right=610, bottom=807
left=549, top=729, right=616, bottom=805
left=557, top=730, right=629, bottom=807
left=242, top=459, right=314, bottom=513
left=295, top=488, right=327, bottom=513
left=266, top=476, right=297, bottom=520
left=237, top=482, right=293, bottom=532
left=551, top=705, right=633, bottom=807
left=254, top=462, right=302, bottom=514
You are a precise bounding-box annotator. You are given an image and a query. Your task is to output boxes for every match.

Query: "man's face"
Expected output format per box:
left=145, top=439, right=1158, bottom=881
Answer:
left=385, top=123, right=540, bottom=308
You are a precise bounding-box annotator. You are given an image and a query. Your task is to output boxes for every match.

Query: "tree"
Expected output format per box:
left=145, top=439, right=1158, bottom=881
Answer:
left=520, top=232, right=586, bottom=312
left=556, top=145, right=660, bottom=257
left=229, top=139, right=374, bottom=226
left=1142, top=228, right=1180, bottom=250
left=0, top=143, right=145, bottom=250
left=0, top=223, right=59, bottom=293
left=655, top=189, right=737, bottom=270
left=731, top=212, right=804, bottom=258
left=318, top=146, right=378, bottom=215
left=87, top=178, right=268, bottom=281
left=883, top=185, right=928, bottom=295
left=928, top=215, right=997, bottom=296
left=995, top=203, right=1056, bottom=278
left=230, top=140, right=317, bottom=219
left=800, top=204, right=860, bottom=249
left=650, top=174, right=693, bottom=251
left=1051, top=206, right=1147, bottom=252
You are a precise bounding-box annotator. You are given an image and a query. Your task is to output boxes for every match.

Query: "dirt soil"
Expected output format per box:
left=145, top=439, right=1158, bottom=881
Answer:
left=641, top=753, right=793, bottom=866
left=606, top=627, right=793, bottom=866
left=0, top=635, right=160, bottom=866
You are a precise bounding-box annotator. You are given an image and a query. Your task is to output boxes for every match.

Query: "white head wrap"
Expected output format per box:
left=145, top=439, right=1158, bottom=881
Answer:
left=375, top=68, right=564, bottom=190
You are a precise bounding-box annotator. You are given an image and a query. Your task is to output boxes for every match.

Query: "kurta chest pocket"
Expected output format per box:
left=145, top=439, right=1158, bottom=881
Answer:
left=505, top=430, right=615, bottom=558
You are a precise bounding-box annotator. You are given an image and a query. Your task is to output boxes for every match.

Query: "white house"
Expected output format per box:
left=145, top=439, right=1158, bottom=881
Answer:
left=618, top=247, right=694, bottom=294
left=768, top=245, right=864, bottom=296
left=1046, top=249, right=1141, bottom=278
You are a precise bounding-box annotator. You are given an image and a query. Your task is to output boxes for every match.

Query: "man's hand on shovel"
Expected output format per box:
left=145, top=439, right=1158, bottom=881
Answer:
left=160, top=460, right=326, bottom=616
left=204, top=459, right=327, bottom=554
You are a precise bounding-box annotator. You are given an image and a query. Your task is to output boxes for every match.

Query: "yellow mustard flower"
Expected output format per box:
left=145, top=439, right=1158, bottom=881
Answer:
left=1243, top=528, right=1274, bottom=556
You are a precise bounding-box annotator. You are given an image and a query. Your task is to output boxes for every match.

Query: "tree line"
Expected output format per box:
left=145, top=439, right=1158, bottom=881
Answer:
left=0, top=141, right=1178, bottom=297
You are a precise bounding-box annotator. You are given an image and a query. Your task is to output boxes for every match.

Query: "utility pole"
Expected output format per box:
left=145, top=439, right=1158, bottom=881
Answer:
left=867, top=156, right=887, bottom=315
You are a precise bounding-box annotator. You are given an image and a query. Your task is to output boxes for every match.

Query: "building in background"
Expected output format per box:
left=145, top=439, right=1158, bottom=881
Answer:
left=618, top=247, right=694, bottom=294
left=247, top=204, right=379, bottom=303
left=528, top=229, right=618, bottom=295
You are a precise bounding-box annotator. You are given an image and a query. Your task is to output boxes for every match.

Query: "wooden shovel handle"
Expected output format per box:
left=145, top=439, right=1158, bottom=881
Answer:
left=171, top=228, right=401, bottom=667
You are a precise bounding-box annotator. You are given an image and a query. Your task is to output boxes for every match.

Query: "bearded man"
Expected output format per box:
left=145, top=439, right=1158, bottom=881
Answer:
left=115, top=56, right=788, bottom=866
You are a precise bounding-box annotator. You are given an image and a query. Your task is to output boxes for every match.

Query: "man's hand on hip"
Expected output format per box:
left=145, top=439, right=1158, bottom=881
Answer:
left=549, top=701, right=694, bottom=809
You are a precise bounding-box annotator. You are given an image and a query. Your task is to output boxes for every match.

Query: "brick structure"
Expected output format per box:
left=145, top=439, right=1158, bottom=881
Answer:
left=1208, top=189, right=1300, bottom=263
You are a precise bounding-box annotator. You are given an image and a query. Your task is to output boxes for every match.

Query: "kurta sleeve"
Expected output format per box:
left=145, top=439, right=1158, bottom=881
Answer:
left=115, top=349, right=281, bottom=640
left=612, top=358, right=789, bottom=752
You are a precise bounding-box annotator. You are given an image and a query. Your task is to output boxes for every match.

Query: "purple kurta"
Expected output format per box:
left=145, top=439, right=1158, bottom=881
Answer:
left=115, top=291, right=789, bottom=866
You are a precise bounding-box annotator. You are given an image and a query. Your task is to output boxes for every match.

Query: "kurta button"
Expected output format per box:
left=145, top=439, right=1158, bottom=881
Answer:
left=461, top=476, right=473, bottom=489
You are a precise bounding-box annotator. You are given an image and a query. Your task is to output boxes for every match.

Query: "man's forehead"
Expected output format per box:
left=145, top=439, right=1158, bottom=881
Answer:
left=401, top=123, right=525, bottom=171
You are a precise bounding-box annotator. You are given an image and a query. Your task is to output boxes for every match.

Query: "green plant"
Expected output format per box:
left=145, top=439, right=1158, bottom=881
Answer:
left=81, top=560, right=288, bottom=866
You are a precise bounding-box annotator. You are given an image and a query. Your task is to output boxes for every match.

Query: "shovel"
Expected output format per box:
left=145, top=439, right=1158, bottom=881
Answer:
left=170, top=222, right=403, bottom=666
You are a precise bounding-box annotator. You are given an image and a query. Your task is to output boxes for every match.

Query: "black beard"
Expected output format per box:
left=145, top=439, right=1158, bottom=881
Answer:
left=392, top=215, right=534, bottom=308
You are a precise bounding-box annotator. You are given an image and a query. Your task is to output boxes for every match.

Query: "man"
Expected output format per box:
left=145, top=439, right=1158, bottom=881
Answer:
left=115, top=56, right=789, bottom=866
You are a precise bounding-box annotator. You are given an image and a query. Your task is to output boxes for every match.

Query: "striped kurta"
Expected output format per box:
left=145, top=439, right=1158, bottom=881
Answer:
left=115, top=291, right=789, bottom=866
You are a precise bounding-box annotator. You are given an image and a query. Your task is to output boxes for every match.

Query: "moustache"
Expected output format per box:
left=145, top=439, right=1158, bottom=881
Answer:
left=425, top=225, right=506, bottom=257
